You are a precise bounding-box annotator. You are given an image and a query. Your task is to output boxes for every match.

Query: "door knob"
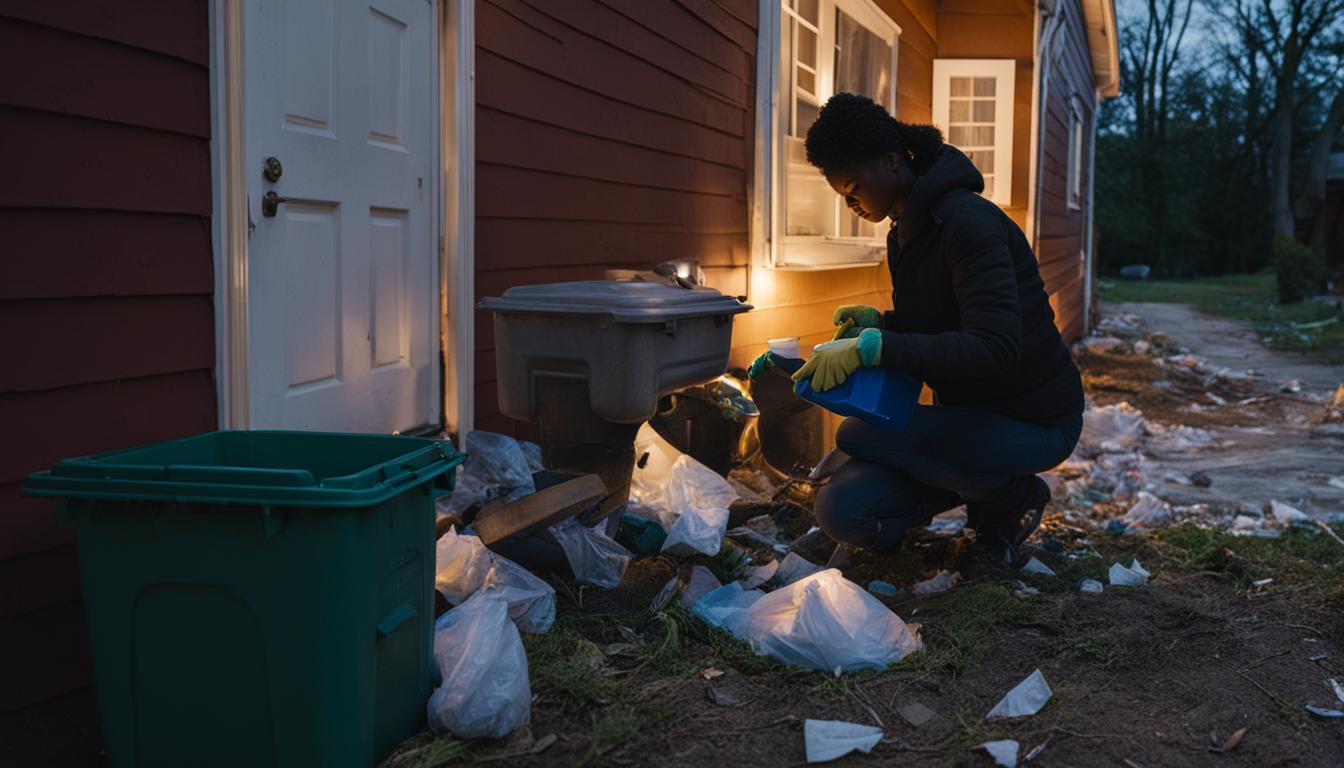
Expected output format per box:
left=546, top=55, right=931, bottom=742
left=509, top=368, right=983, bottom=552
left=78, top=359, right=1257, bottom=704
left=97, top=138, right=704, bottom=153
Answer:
left=262, top=190, right=288, bottom=217
left=262, top=156, right=283, bottom=182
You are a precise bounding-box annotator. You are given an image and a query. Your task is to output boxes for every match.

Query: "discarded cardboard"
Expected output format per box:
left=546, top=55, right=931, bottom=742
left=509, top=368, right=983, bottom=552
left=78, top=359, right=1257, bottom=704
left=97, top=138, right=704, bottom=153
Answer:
left=474, top=473, right=606, bottom=546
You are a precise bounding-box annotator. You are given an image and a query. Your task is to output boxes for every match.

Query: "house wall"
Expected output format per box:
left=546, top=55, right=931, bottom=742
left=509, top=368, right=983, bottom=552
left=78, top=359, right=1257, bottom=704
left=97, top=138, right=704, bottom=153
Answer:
left=933, top=0, right=1034, bottom=233
left=1034, top=0, right=1095, bottom=342
left=0, top=3, right=216, bottom=762
left=471, top=0, right=758, bottom=435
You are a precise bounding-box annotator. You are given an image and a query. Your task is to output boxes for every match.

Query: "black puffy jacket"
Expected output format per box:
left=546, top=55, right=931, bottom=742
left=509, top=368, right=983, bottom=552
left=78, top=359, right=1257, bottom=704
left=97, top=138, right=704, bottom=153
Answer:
left=877, top=146, right=1084, bottom=427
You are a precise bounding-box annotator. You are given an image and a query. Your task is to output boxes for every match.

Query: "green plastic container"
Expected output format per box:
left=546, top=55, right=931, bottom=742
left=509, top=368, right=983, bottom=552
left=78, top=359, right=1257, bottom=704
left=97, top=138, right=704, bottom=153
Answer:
left=22, top=430, right=465, bottom=768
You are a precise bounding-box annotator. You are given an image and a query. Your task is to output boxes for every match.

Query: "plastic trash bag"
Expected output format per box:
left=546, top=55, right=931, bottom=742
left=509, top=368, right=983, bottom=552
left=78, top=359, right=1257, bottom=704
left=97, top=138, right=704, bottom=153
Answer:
left=1268, top=500, right=1309, bottom=525
left=662, top=505, right=730, bottom=557
left=692, top=582, right=763, bottom=636
left=519, top=440, right=544, bottom=473
left=986, top=668, right=1052, bottom=719
left=438, top=431, right=537, bottom=517
left=743, top=570, right=921, bottom=673
left=738, top=559, right=778, bottom=590
left=678, top=565, right=722, bottom=610
left=427, top=593, right=531, bottom=739
left=911, top=570, right=960, bottom=595
left=1079, top=402, right=1145, bottom=456
left=979, top=739, right=1020, bottom=767
left=1108, top=558, right=1151, bottom=587
left=926, top=506, right=967, bottom=536
left=434, top=527, right=556, bottom=633
left=774, top=551, right=823, bottom=586
left=1078, top=578, right=1104, bottom=594
left=1020, top=557, right=1056, bottom=577
left=550, top=517, right=632, bottom=589
left=1121, top=491, right=1172, bottom=531
left=804, top=719, right=883, bottom=763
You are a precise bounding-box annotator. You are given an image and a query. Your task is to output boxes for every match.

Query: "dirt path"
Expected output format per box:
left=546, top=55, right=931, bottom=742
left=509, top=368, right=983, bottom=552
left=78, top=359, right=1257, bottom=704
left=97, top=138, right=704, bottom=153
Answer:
left=1095, top=303, right=1344, bottom=519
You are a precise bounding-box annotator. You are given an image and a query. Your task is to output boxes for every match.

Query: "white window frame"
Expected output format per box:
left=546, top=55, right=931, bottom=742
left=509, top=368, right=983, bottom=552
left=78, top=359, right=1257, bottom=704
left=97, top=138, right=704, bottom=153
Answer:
left=1066, top=94, right=1083, bottom=210
left=931, top=59, right=1015, bottom=206
left=754, top=0, right=900, bottom=270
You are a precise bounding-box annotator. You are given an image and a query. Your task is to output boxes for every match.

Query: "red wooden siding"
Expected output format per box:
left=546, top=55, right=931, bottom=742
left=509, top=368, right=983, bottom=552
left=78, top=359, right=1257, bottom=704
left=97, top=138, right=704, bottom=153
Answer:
left=0, top=2, right=215, bottom=762
left=473, top=0, right=758, bottom=435
left=1034, top=0, right=1095, bottom=342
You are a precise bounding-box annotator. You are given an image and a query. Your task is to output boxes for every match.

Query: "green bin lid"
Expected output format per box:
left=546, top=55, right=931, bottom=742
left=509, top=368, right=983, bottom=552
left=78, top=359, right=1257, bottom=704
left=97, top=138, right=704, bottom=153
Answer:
left=22, top=430, right=465, bottom=509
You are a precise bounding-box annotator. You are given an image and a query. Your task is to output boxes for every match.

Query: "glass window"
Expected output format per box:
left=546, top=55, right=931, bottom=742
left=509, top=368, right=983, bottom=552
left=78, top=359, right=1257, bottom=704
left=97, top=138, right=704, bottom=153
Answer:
left=932, top=60, right=1015, bottom=205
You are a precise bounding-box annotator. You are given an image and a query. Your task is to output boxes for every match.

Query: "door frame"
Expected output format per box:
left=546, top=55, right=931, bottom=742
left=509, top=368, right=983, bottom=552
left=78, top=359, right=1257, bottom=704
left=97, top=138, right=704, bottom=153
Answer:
left=208, top=0, right=475, bottom=435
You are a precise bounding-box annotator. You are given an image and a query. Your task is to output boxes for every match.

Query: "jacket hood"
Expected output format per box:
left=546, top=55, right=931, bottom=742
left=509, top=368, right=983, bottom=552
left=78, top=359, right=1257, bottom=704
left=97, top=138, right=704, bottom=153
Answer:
left=896, top=145, right=985, bottom=250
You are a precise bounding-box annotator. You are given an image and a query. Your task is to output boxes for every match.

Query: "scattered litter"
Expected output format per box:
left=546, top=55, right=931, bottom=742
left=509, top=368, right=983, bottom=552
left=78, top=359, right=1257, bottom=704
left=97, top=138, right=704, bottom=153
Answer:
left=427, top=592, right=531, bottom=738
left=1079, top=402, right=1145, bottom=455
left=1209, top=727, right=1246, bottom=753
left=618, top=513, right=667, bottom=555
left=739, top=559, right=779, bottom=589
left=1251, top=577, right=1274, bottom=588
left=1309, top=653, right=1328, bottom=662
left=986, top=668, right=1053, bottom=719
left=927, top=505, right=968, bottom=535
left=1013, top=581, right=1041, bottom=597
left=1020, top=557, right=1056, bottom=577
left=549, top=517, right=632, bottom=589
left=707, top=683, right=741, bottom=707
left=519, top=440, right=544, bottom=473
left=1145, top=422, right=1218, bottom=454
left=775, top=551, right=824, bottom=585
left=437, top=431, right=537, bottom=517
left=650, top=577, right=679, bottom=611
left=1281, top=379, right=1303, bottom=394
left=1329, top=476, right=1344, bottom=491
left=1206, top=391, right=1228, bottom=405
left=1024, top=742, right=1047, bottom=762
left=1267, top=500, right=1309, bottom=525
left=692, top=582, right=764, bottom=636
left=898, top=702, right=936, bottom=728
left=1191, top=470, right=1212, bottom=487
left=1109, top=558, right=1151, bottom=587
left=663, top=504, right=730, bottom=557
left=679, top=566, right=722, bottom=610
left=1076, top=336, right=1124, bottom=353
left=803, top=719, right=884, bottom=763
left=978, top=739, right=1020, bottom=768
left=1331, top=678, right=1344, bottom=704
left=1121, top=492, right=1172, bottom=531
left=1079, top=578, right=1104, bottom=594
left=1306, top=705, right=1344, bottom=718
left=912, top=569, right=961, bottom=595
left=631, top=424, right=737, bottom=533
left=867, top=579, right=899, bottom=597
left=434, top=527, right=555, bottom=633
left=700, top=666, right=725, bottom=680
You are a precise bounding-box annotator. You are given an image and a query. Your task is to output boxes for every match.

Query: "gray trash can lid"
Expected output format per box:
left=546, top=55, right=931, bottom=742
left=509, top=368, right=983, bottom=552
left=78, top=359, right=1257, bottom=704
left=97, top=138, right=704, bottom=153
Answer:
left=478, top=280, right=751, bottom=322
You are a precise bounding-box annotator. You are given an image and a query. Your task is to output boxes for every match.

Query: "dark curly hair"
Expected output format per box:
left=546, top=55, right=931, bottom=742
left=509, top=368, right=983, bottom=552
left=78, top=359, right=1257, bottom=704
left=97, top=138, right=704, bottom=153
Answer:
left=804, top=92, right=944, bottom=177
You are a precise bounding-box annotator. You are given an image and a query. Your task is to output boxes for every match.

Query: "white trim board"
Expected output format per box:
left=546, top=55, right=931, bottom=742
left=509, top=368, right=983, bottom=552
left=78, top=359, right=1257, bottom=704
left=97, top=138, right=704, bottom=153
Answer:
left=208, top=0, right=474, bottom=435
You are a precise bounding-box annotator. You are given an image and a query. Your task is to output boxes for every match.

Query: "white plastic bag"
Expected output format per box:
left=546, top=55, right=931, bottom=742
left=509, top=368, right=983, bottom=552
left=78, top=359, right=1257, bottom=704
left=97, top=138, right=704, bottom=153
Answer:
left=427, top=593, right=531, bottom=739
left=912, top=569, right=960, bottom=595
left=774, top=551, right=823, bottom=585
left=692, top=582, right=763, bottom=636
left=1019, top=557, right=1056, bottom=577
left=1121, top=491, right=1171, bottom=531
left=739, top=559, right=779, bottom=589
left=804, top=719, right=883, bottom=763
left=437, top=431, right=536, bottom=517
left=986, top=668, right=1052, bottom=719
left=979, top=739, right=1020, bottom=767
left=743, top=569, right=921, bottom=673
left=1108, top=558, right=1151, bottom=587
left=434, top=527, right=555, bottom=634
left=1079, top=402, right=1145, bottom=456
left=631, top=424, right=735, bottom=542
left=662, top=505, right=729, bottom=557
left=550, top=518, right=632, bottom=589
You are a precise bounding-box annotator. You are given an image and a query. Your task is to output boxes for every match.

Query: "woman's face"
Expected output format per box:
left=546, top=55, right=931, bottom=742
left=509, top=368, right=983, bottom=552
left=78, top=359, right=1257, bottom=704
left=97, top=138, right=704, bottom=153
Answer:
left=825, top=152, right=914, bottom=222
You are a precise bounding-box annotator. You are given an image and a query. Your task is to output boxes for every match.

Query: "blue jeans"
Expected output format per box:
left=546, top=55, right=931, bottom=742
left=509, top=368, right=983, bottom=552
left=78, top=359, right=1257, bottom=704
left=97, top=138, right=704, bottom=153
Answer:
left=813, top=407, right=1083, bottom=550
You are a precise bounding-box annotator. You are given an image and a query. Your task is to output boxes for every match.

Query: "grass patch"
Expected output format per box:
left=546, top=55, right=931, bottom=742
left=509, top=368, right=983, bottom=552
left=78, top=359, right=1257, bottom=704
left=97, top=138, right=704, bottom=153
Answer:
left=900, top=584, right=1036, bottom=674
left=1098, top=271, right=1344, bottom=363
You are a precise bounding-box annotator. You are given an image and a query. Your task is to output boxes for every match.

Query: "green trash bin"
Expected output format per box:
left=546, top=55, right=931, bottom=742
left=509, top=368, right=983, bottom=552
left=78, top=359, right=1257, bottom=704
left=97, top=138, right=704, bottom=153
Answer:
left=22, top=430, right=465, bottom=768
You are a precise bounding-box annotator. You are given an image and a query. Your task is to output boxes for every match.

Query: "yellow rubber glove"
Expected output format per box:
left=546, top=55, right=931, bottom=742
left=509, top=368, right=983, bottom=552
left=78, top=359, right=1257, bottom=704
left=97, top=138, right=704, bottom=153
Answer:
left=792, top=328, right=882, bottom=392
left=832, top=305, right=882, bottom=331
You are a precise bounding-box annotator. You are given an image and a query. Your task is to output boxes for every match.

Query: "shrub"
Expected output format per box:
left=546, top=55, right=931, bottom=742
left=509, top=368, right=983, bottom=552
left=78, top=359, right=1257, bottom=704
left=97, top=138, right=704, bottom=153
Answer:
left=1273, top=234, right=1324, bottom=304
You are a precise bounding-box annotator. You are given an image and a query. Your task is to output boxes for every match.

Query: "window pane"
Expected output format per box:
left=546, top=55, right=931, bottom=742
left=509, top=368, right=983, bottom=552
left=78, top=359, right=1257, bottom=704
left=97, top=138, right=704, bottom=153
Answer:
left=972, top=99, right=995, bottom=122
left=838, top=205, right=878, bottom=239
left=834, top=10, right=892, bottom=108
left=797, top=0, right=818, bottom=25
left=967, top=149, right=994, bottom=174
left=948, top=125, right=971, bottom=145
left=794, top=98, right=818, bottom=137
left=950, top=77, right=972, bottom=97
left=949, top=99, right=970, bottom=122
left=797, top=26, right=816, bottom=67
left=797, top=66, right=815, bottom=95
left=787, top=170, right=834, bottom=237
left=971, top=125, right=995, bottom=146
left=982, top=175, right=994, bottom=198
left=973, top=77, right=996, bottom=97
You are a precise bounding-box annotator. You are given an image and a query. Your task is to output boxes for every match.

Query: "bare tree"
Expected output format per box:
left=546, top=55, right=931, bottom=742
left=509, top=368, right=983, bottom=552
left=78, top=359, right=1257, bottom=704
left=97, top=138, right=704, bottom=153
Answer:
left=1125, top=0, right=1196, bottom=144
left=1226, top=0, right=1344, bottom=237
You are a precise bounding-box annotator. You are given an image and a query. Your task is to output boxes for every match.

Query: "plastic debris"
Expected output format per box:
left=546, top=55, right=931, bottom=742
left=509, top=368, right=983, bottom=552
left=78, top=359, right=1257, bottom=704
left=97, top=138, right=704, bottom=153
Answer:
left=1268, top=500, right=1309, bottom=525
left=739, top=559, right=779, bottom=590
left=1145, top=422, right=1218, bottom=454
left=434, top=527, right=555, bottom=633
left=1108, top=558, right=1151, bottom=587
left=679, top=565, right=722, bottom=610
left=979, top=739, right=1020, bottom=767
left=986, top=669, right=1053, bottom=719
left=549, top=517, right=633, bottom=589
left=1309, top=653, right=1328, bottom=662
left=1079, top=402, right=1145, bottom=456
left=744, top=570, right=921, bottom=673
left=438, top=432, right=536, bottom=517
left=617, top=513, right=668, bottom=555
left=898, top=702, right=936, bottom=727
left=1329, top=476, right=1344, bottom=491
left=1024, top=742, right=1047, bottom=762
left=1306, top=705, right=1344, bottom=718
left=927, top=505, right=968, bottom=535
left=1251, top=577, right=1274, bottom=588
left=692, top=582, right=763, bottom=636
left=1331, top=677, right=1344, bottom=704
left=1020, top=557, right=1056, bottom=577
left=1121, top=491, right=1172, bottom=531
left=427, top=592, right=531, bottom=738
left=803, top=719, right=883, bottom=763
left=1079, top=578, right=1104, bottom=594
left=662, top=504, right=730, bottom=557
left=650, top=577, right=679, bottom=612
left=868, top=579, right=899, bottom=597
left=631, top=424, right=737, bottom=533
left=519, top=440, right=544, bottom=473
left=912, top=569, right=961, bottom=595
left=775, top=551, right=824, bottom=585
left=1013, top=581, right=1041, bottom=597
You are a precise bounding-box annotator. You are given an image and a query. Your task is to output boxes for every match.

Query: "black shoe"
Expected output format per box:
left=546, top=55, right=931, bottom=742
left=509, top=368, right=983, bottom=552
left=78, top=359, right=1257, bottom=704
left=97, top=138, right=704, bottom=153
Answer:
left=971, top=476, right=1050, bottom=566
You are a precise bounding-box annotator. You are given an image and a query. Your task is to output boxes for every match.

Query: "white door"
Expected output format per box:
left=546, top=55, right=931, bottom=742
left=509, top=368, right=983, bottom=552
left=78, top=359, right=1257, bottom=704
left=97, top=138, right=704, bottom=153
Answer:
left=244, top=0, right=438, bottom=433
